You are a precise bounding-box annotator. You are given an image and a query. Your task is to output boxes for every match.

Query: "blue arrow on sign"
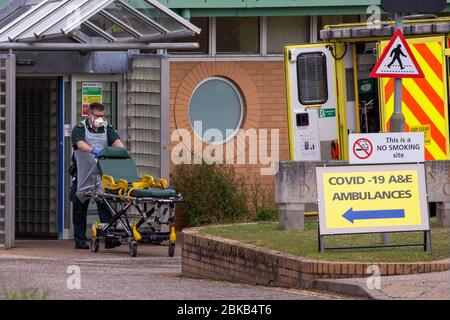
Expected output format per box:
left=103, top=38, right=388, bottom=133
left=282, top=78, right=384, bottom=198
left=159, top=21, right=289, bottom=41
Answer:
left=342, top=208, right=405, bottom=223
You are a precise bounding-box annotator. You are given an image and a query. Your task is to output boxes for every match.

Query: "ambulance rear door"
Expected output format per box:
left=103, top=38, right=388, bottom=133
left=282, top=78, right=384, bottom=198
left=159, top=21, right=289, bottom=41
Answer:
left=284, top=44, right=339, bottom=161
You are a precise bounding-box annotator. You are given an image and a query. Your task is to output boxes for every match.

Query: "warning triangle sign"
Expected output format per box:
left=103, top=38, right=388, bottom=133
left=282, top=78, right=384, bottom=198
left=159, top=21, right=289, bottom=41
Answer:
left=370, top=29, right=424, bottom=78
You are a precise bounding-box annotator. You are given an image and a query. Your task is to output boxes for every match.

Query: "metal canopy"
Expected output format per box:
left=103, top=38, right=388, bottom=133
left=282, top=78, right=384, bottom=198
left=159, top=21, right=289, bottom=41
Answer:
left=320, top=18, right=450, bottom=40
left=0, top=0, right=201, bottom=43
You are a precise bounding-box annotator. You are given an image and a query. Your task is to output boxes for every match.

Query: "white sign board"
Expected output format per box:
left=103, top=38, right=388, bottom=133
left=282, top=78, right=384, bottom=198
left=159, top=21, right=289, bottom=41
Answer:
left=349, top=132, right=424, bottom=164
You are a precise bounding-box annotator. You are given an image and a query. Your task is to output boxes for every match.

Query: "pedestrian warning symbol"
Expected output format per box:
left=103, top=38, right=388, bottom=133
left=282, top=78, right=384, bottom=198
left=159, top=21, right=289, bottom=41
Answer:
left=370, top=30, right=424, bottom=78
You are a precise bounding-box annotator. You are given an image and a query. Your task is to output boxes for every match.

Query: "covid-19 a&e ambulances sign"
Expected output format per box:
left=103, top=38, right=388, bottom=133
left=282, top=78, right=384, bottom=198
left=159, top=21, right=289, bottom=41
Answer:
left=316, top=164, right=429, bottom=235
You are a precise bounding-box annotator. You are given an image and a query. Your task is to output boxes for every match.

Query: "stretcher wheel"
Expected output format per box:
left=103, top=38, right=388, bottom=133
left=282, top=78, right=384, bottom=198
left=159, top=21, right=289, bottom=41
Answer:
left=129, top=241, right=137, bottom=257
left=168, top=243, right=175, bottom=257
left=91, top=238, right=99, bottom=253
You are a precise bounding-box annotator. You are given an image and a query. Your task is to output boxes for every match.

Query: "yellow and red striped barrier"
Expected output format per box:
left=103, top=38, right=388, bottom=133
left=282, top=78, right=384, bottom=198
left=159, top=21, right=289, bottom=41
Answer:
left=380, top=36, right=449, bottom=160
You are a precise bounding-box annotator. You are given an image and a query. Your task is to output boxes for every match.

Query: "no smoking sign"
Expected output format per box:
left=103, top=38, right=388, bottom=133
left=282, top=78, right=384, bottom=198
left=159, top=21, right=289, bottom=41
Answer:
left=353, top=138, right=373, bottom=160
left=349, top=133, right=424, bottom=164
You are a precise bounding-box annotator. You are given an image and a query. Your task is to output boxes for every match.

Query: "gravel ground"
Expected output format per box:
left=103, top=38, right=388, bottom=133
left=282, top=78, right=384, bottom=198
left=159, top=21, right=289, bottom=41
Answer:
left=0, top=240, right=347, bottom=300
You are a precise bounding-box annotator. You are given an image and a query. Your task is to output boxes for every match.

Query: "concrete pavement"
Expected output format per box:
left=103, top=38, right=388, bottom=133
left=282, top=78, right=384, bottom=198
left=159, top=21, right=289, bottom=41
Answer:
left=315, top=269, right=450, bottom=300
left=0, top=239, right=346, bottom=300
left=3, top=239, right=446, bottom=300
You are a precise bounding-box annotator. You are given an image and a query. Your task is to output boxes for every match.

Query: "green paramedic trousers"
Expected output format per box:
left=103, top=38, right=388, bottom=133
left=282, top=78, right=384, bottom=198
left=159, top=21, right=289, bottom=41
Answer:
left=70, top=178, right=111, bottom=244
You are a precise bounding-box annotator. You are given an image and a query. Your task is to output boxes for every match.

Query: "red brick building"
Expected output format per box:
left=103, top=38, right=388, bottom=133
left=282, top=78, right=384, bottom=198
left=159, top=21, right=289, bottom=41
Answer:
left=164, top=1, right=367, bottom=199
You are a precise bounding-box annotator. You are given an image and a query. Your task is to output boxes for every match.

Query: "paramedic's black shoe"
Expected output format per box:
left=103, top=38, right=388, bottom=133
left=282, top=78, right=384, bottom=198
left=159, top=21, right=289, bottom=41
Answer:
left=75, top=242, right=89, bottom=249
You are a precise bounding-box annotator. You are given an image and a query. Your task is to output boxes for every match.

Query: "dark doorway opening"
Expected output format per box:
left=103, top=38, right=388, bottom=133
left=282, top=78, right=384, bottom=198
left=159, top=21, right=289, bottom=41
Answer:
left=15, top=78, right=59, bottom=238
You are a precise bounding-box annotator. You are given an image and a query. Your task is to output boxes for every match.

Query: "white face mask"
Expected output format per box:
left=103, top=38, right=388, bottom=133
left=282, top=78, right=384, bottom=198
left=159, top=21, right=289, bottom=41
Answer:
left=93, top=117, right=105, bottom=128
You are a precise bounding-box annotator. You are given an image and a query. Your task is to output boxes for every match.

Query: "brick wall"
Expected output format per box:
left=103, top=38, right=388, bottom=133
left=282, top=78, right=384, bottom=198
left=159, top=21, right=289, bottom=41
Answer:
left=169, top=61, right=289, bottom=203
left=182, top=227, right=450, bottom=290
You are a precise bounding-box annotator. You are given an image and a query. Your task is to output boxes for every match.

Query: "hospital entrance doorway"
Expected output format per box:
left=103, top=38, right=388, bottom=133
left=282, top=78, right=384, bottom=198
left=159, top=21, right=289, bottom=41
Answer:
left=15, top=77, right=59, bottom=238
left=63, top=76, right=123, bottom=240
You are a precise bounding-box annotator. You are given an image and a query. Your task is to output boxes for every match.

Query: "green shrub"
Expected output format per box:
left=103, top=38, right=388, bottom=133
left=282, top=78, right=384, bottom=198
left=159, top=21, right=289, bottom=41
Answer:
left=171, top=163, right=250, bottom=227
left=247, top=178, right=276, bottom=219
left=256, top=207, right=279, bottom=222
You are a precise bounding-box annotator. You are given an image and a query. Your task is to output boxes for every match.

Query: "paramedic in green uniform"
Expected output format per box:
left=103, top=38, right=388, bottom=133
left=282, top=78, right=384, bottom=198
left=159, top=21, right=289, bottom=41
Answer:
left=70, top=102, right=125, bottom=249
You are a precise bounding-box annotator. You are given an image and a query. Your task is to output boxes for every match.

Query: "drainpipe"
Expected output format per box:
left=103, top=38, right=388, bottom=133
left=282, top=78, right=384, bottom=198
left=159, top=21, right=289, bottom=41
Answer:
left=180, top=8, right=191, bottom=21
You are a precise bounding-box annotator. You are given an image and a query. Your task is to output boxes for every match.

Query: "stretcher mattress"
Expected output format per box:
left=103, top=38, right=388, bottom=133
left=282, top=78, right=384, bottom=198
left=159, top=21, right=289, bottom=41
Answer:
left=107, top=187, right=177, bottom=198
left=97, top=148, right=177, bottom=198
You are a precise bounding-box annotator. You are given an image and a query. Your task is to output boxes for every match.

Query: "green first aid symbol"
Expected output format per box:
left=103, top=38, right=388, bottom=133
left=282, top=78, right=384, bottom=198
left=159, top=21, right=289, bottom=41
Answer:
left=318, top=108, right=336, bottom=118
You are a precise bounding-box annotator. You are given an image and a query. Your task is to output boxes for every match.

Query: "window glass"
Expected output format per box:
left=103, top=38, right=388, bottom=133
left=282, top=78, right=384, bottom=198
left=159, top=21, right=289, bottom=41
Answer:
left=267, top=16, right=310, bottom=54
left=189, top=78, right=243, bottom=143
left=128, top=0, right=186, bottom=32
left=0, top=5, right=32, bottom=29
left=318, top=15, right=361, bottom=29
left=89, top=14, right=134, bottom=40
left=216, top=17, right=259, bottom=54
left=104, top=3, right=161, bottom=36
left=297, top=52, right=328, bottom=105
left=169, top=17, right=209, bottom=54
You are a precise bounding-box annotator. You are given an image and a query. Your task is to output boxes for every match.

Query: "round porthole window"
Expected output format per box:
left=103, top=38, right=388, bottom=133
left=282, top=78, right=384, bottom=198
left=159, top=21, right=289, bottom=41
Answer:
left=189, top=77, right=244, bottom=144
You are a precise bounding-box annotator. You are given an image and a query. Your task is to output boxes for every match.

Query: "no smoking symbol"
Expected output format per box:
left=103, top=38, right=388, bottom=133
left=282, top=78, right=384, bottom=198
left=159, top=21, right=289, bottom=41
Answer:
left=353, top=138, right=373, bottom=159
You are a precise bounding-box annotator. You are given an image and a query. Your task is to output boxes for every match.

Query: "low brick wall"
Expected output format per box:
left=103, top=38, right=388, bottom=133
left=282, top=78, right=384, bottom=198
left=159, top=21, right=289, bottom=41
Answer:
left=182, top=226, right=450, bottom=290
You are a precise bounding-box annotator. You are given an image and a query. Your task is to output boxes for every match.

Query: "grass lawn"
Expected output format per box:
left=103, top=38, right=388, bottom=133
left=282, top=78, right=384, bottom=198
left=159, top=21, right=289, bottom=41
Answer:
left=201, top=217, right=450, bottom=263
left=1, top=288, right=48, bottom=300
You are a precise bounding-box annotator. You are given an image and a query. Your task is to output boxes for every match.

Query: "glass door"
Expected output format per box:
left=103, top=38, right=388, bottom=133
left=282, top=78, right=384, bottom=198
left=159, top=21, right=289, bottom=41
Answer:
left=63, top=75, right=124, bottom=239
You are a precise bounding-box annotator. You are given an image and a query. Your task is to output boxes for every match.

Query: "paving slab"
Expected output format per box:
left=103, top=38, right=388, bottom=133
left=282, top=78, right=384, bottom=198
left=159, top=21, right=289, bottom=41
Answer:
left=315, top=270, right=450, bottom=300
